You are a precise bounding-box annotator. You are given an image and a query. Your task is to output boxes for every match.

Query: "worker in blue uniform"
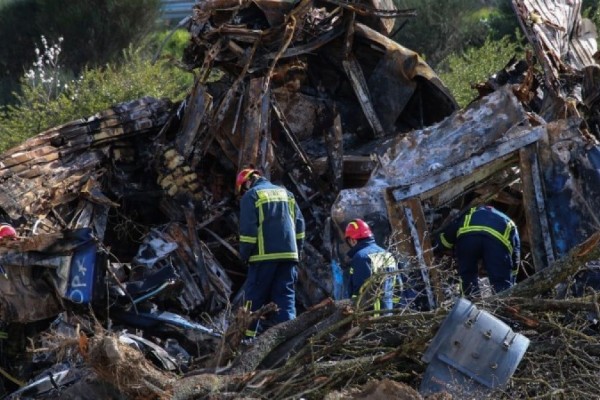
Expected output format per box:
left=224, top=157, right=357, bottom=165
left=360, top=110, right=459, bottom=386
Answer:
left=236, top=168, right=305, bottom=340
left=345, top=219, right=398, bottom=313
left=437, top=205, right=520, bottom=296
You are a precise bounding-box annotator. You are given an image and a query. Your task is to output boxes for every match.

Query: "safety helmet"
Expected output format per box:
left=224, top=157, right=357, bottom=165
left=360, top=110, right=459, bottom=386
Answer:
left=0, top=224, right=17, bottom=239
left=235, top=168, right=260, bottom=194
left=344, top=219, right=373, bottom=240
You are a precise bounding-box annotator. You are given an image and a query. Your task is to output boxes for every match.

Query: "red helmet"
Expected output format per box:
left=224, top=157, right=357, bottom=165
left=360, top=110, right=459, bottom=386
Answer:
left=345, top=219, right=372, bottom=240
left=0, top=224, right=17, bottom=239
left=235, top=168, right=260, bottom=194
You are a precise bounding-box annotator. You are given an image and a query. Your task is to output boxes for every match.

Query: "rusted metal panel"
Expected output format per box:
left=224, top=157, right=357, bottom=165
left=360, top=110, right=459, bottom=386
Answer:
left=537, top=119, right=600, bottom=258
left=369, top=87, right=528, bottom=191
left=391, top=127, right=544, bottom=202
left=0, top=263, right=64, bottom=323
left=512, top=0, right=597, bottom=97
left=272, top=90, right=325, bottom=141
left=354, top=23, right=458, bottom=126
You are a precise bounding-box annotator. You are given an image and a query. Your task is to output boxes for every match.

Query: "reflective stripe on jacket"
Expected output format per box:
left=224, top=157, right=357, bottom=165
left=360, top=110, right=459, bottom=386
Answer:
left=239, top=178, right=305, bottom=263
left=439, top=206, right=520, bottom=267
left=347, top=237, right=398, bottom=311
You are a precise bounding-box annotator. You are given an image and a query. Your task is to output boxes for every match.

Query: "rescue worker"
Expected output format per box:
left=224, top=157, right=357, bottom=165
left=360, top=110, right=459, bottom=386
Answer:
left=236, top=168, right=305, bottom=341
left=437, top=205, right=520, bottom=296
left=345, top=219, right=398, bottom=313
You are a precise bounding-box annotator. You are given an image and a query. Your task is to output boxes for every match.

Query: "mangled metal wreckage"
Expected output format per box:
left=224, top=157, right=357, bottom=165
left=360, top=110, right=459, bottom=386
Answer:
left=0, top=0, right=599, bottom=397
left=330, top=0, right=600, bottom=308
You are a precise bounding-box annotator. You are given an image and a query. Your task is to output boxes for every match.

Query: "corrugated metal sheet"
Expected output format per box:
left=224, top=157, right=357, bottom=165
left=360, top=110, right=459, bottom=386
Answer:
left=513, top=0, right=598, bottom=93
left=160, top=0, right=195, bottom=22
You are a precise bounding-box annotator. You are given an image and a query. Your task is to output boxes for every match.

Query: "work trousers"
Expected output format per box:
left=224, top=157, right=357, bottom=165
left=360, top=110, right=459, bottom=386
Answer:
left=244, top=260, right=298, bottom=337
left=455, top=233, right=514, bottom=296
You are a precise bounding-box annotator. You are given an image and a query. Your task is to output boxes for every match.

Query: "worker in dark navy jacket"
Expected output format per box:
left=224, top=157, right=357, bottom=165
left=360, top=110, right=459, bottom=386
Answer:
left=236, top=168, right=305, bottom=340
left=437, top=205, right=520, bottom=296
left=345, top=219, right=398, bottom=312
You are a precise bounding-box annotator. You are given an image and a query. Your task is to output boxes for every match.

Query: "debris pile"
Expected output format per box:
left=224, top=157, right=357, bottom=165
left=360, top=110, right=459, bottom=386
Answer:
left=1, top=0, right=600, bottom=398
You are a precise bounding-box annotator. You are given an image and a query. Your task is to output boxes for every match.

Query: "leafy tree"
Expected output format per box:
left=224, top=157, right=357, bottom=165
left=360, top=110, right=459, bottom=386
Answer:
left=485, top=1, right=520, bottom=41
left=392, top=0, right=489, bottom=67
left=34, top=0, right=161, bottom=71
left=0, top=0, right=161, bottom=105
left=151, top=29, right=191, bottom=61
left=0, top=0, right=41, bottom=105
left=438, top=36, right=524, bottom=108
left=0, top=39, right=193, bottom=151
left=582, top=0, right=600, bottom=30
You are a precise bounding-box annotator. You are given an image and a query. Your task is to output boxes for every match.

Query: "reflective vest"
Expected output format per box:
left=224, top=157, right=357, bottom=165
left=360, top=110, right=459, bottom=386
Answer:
left=239, top=178, right=305, bottom=263
left=439, top=206, right=518, bottom=255
left=347, top=237, right=398, bottom=312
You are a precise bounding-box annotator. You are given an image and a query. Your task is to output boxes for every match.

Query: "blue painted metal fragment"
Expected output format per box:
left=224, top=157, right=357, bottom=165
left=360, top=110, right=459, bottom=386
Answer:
left=330, top=259, right=346, bottom=300
left=420, top=298, right=529, bottom=397
left=66, top=229, right=97, bottom=304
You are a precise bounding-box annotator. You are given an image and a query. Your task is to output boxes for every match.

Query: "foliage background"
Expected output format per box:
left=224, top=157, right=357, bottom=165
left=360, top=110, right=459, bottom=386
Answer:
left=0, top=0, right=193, bottom=151
left=1, top=0, right=599, bottom=149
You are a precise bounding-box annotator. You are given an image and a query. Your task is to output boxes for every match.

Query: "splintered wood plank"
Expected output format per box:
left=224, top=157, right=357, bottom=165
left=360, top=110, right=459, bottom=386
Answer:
left=239, top=78, right=263, bottom=168
left=519, top=143, right=555, bottom=271
left=384, top=193, right=440, bottom=308
left=176, top=81, right=212, bottom=158
left=325, top=109, right=344, bottom=193
left=0, top=98, right=171, bottom=220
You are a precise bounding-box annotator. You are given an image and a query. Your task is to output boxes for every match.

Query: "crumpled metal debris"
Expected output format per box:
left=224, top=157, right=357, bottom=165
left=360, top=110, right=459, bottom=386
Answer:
left=0, top=0, right=599, bottom=397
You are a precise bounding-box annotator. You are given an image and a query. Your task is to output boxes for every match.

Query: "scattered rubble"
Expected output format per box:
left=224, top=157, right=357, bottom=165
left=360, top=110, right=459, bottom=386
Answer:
left=1, top=0, right=600, bottom=398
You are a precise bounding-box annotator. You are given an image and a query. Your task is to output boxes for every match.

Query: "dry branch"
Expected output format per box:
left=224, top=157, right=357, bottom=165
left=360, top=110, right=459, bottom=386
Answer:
left=496, top=231, right=600, bottom=298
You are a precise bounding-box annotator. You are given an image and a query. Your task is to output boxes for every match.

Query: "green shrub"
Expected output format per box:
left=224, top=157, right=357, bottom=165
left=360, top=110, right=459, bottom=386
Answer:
left=438, top=35, right=524, bottom=108
left=0, top=43, right=192, bottom=151
left=0, top=0, right=162, bottom=105
left=151, top=29, right=191, bottom=60
left=583, top=2, right=600, bottom=31
left=393, top=0, right=489, bottom=67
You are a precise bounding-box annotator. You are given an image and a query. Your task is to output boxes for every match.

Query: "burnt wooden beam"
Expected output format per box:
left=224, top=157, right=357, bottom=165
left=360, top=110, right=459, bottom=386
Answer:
left=271, top=97, right=317, bottom=175
left=239, top=78, right=263, bottom=168
left=342, top=54, right=386, bottom=138
left=176, top=81, right=212, bottom=158
left=425, top=154, right=519, bottom=208
left=519, top=143, right=555, bottom=271
left=384, top=193, right=439, bottom=308
left=324, top=108, right=344, bottom=193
